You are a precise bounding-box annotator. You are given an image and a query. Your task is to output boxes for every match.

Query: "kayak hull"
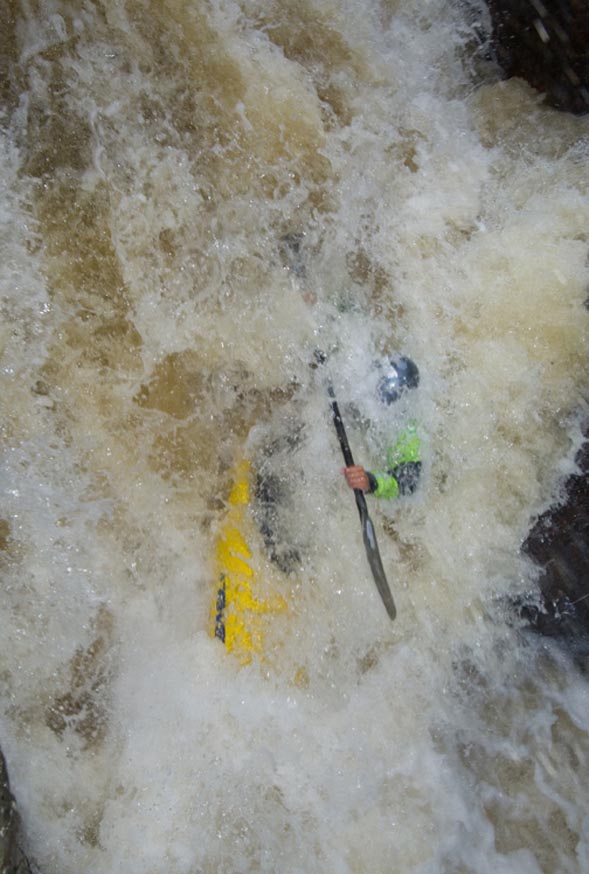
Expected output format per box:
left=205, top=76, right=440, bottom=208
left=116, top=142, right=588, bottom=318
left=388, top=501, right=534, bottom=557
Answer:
left=211, top=459, right=286, bottom=663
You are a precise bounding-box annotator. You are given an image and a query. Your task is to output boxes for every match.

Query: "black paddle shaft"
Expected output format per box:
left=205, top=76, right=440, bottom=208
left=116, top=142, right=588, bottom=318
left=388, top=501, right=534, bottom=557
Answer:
left=327, top=384, right=363, bottom=509
left=327, top=380, right=397, bottom=621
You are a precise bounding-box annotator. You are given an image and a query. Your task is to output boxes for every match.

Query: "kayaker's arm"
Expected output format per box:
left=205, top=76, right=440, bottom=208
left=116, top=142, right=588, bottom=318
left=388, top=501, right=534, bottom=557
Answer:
left=344, top=462, right=422, bottom=499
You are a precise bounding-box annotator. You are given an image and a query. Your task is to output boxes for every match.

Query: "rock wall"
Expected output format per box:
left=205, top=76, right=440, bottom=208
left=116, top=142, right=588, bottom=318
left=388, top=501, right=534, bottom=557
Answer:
left=0, top=750, right=32, bottom=873
left=521, top=422, right=589, bottom=655
left=486, top=0, right=589, bottom=114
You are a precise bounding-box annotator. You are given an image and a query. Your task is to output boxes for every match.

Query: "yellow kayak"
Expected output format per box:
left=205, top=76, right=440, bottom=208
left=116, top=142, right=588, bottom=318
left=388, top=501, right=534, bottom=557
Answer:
left=210, top=458, right=287, bottom=663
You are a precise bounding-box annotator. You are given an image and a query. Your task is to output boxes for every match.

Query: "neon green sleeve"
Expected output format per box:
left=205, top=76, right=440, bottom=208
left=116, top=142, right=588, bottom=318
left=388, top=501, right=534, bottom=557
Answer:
left=373, top=473, right=400, bottom=499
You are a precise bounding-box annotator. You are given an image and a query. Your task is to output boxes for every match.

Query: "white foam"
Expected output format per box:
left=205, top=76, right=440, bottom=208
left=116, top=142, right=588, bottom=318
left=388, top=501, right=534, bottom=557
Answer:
left=1, top=0, right=588, bottom=871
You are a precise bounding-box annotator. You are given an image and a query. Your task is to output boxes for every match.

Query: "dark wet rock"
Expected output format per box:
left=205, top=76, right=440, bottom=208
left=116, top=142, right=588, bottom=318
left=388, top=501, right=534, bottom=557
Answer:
left=252, top=418, right=307, bottom=576
left=520, top=421, right=589, bottom=652
left=0, top=749, right=33, bottom=874
left=254, top=472, right=302, bottom=575
left=278, top=233, right=307, bottom=278
left=485, top=0, right=589, bottom=114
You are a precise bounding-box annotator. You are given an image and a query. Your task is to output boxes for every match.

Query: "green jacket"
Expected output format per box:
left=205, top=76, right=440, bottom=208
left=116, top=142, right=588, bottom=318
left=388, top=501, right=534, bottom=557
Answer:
left=367, top=420, right=422, bottom=499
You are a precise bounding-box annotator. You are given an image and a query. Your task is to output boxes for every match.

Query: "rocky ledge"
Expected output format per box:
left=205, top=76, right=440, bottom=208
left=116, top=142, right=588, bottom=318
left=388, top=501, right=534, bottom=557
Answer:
left=520, top=422, right=589, bottom=657
left=486, top=0, right=589, bottom=114
left=1, top=750, right=32, bottom=874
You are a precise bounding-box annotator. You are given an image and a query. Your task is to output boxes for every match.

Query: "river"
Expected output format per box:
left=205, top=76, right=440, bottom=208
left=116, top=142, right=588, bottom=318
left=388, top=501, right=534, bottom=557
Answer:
left=1, top=0, right=588, bottom=872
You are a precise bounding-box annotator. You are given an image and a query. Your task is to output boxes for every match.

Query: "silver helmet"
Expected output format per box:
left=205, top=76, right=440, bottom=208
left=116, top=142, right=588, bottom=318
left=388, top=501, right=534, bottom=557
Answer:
left=376, top=356, right=420, bottom=405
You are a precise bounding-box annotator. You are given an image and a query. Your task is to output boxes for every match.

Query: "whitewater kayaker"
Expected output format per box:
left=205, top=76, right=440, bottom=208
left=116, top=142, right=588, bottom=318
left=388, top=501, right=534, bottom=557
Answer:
left=343, top=356, right=422, bottom=498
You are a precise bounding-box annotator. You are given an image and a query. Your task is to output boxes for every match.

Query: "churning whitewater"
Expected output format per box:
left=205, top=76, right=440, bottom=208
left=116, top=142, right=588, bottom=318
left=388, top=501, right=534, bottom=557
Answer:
left=1, top=0, right=589, bottom=871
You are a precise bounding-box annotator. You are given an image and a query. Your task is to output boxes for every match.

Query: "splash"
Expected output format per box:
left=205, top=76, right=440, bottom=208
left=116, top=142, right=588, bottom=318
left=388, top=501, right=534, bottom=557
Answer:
left=1, top=1, right=588, bottom=872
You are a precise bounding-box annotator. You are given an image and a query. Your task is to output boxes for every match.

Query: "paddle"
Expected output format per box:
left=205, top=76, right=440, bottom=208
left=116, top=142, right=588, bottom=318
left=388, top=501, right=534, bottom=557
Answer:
left=318, top=356, right=397, bottom=621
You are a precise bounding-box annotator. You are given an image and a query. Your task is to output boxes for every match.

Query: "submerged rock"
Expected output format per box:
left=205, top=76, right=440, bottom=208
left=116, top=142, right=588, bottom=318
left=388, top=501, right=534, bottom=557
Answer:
left=486, top=0, right=589, bottom=114
left=0, top=750, right=32, bottom=874
left=252, top=417, right=307, bottom=576
left=520, top=422, right=589, bottom=652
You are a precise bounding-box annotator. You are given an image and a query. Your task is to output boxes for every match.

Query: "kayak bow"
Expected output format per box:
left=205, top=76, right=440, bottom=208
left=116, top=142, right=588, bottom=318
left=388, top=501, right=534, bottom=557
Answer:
left=211, top=458, right=286, bottom=663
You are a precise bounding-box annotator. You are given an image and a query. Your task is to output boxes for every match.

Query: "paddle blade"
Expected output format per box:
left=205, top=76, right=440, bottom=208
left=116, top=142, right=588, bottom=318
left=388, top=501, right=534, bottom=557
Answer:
left=360, top=509, right=397, bottom=621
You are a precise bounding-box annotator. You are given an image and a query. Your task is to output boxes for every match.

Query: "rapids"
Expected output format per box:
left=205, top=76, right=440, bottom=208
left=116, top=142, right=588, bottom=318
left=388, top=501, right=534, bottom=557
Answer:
left=1, top=1, right=588, bottom=871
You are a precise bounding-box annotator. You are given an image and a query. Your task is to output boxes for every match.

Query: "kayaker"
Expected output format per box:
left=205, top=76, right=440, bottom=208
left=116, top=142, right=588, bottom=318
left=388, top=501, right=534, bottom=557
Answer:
left=343, top=356, right=422, bottom=498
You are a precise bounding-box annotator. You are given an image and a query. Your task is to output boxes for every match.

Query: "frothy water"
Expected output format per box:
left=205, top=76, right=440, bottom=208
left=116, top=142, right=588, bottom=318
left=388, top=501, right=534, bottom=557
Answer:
left=1, top=1, right=588, bottom=872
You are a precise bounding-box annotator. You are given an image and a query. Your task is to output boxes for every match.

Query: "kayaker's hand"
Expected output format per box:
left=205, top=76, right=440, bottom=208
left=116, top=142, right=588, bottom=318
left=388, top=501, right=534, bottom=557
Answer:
left=343, top=465, right=370, bottom=493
